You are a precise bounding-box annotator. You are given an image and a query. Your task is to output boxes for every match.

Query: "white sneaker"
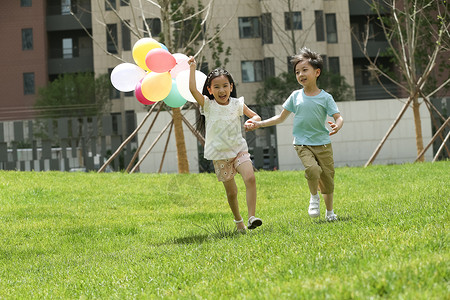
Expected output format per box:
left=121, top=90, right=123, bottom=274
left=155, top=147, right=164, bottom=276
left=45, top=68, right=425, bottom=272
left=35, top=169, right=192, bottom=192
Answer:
left=325, top=213, right=338, bottom=221
left=308, top=196, right=320, bottom=218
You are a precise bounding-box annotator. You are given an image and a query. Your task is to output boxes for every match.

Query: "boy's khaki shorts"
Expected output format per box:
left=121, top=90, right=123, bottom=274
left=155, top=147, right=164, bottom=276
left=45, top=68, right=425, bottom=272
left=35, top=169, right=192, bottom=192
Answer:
left=213, top=151, right=251, bottom=182
left=294, top=144, right=335, bottom=194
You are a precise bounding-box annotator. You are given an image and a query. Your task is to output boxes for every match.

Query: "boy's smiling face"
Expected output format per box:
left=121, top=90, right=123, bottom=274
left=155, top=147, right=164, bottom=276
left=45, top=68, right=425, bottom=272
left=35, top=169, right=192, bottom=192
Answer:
left=295, top=60, right=321, bottom=89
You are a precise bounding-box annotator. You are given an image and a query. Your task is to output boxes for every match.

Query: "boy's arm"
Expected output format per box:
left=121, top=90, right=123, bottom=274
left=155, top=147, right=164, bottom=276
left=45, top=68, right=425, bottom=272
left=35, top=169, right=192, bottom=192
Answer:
left=246, top=109, right=291, bottom=131
left=188, top=57, right=205, bottom=107
left=328, top=113, right=344, bottom=136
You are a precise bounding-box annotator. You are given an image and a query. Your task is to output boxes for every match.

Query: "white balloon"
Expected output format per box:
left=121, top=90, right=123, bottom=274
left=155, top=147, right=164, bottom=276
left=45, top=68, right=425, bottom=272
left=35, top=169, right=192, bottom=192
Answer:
left=170, top=53, right=190, bottom=78
left=110, top=63, right=146, bottom=92
left=176, top=69, right=207, bottom=103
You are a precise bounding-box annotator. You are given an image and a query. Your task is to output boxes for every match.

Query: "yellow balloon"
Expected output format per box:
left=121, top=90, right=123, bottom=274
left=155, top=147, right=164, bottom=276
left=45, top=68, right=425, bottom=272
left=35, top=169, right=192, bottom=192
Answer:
left=141, top=72, right=172, bottom=102
left=132, top=38, right=162, bottom=71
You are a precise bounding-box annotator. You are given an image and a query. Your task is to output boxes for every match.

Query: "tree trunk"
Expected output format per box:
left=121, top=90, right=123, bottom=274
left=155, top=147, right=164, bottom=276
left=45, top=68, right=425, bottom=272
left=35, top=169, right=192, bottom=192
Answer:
left=412, top=94, right=425, bottom=162
left=172, top=107, right=189, bottom=173
left=160, top=0, right=190, bottom=173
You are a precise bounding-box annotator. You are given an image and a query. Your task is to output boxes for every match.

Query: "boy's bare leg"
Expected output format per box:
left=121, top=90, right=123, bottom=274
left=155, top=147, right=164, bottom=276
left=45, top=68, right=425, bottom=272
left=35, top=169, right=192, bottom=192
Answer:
left=222, top=178, right=245, bottom=230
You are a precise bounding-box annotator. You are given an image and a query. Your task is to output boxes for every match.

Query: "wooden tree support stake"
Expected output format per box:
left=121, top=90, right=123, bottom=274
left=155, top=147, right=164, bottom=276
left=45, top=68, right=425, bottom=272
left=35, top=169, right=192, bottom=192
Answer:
left=98, top=103, right=159, bottom=173
left=130, top=120, right=173, bottom=174
left=415, top=117, right=450, bottom=162
left=159, top=122, right=174, bottom=173
left=364, top=97, right=413, bottom=167
left=433, top=131, right=450, bottom=162
left=125, top=103, right=164, bottom=172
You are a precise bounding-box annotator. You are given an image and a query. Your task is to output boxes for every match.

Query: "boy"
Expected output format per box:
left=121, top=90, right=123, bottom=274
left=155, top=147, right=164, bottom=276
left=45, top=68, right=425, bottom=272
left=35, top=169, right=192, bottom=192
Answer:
left=246, top=47, right=344, bottom=221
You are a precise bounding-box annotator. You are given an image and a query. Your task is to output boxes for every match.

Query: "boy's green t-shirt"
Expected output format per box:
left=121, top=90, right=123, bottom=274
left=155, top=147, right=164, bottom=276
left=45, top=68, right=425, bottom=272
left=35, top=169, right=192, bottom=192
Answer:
left=282, top=89, right=340, bottom=146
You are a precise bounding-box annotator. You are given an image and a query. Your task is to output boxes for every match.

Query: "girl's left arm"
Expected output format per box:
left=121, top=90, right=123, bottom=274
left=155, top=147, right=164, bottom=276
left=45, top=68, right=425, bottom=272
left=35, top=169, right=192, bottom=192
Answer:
left=244, top=104, right=261, bottom=121
left=243, top=104, right=261, bottom=131
left=328, top=113, right=344, bottom=136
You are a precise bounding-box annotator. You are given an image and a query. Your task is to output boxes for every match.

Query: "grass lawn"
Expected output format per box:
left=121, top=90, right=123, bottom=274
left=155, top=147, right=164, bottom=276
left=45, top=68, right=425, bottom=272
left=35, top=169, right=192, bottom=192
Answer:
left=0, top=161, right=448, bottom=299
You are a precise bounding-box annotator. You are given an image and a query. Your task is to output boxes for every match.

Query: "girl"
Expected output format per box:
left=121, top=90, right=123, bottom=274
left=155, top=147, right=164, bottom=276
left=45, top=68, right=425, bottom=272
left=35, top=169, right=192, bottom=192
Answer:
left=188, top=57, right=262, bottom=232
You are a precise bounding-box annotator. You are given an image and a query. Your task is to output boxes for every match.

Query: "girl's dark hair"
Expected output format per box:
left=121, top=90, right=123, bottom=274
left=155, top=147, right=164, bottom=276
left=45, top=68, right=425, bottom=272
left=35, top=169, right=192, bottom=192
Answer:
left=291, top=47, right=323, bottom=79
left=196, top=68, right=237, bottom=136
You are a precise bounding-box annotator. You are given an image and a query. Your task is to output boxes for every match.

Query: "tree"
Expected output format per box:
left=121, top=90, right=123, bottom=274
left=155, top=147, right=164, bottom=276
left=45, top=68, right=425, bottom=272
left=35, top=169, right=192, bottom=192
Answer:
left=256, top=0, right=353, bottom=105
left=356, top=0, right=450, bottom=165
left=34, top=72, right=110, bottom=119
left=77, top=0, right=232, bottom=173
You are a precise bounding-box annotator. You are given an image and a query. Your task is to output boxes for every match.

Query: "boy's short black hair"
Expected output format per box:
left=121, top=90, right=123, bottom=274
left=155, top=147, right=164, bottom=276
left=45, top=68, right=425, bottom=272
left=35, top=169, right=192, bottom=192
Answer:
left=291, top=47, right=324, bottom=78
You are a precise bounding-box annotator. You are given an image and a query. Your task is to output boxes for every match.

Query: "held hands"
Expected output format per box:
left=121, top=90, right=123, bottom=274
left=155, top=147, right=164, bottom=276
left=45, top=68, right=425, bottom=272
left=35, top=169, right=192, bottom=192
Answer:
left=244, top=119, right=261, bottom=131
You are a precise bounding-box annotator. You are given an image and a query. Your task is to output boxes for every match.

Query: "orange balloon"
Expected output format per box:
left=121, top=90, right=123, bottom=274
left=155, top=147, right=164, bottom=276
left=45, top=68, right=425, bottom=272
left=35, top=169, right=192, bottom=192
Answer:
left=132, top=38, right=162, bottom=71
left=140, top=72, right=172, bottom=101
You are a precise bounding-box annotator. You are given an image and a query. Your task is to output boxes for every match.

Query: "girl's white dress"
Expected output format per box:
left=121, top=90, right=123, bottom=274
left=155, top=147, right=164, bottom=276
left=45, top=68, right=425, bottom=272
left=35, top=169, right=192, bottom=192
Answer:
left=201, top=96, right=248, bottom=160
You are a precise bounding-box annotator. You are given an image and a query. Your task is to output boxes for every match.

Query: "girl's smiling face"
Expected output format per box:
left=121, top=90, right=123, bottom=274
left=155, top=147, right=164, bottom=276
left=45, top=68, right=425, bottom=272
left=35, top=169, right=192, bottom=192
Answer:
left=207, top=75, right=233, bottom=105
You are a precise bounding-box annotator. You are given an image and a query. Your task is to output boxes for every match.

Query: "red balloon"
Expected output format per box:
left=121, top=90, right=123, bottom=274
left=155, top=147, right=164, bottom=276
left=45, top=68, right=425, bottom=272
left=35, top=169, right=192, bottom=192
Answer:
left=145, top=48, right=176, bottom=73
left=135, top=79, right=156, bottom=105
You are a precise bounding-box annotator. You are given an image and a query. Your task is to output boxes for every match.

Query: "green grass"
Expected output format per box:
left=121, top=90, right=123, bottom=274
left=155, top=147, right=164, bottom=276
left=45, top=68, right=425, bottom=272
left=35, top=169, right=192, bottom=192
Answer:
left=0, top=161, right=448, bottom=299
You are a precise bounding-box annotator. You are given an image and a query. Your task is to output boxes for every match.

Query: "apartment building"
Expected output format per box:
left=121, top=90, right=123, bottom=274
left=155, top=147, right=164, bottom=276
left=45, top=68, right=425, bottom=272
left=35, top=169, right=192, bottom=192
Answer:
left=90, top=0, right=356, bottom=116
left=0, top=0, right=409, bottom=121
left=0, top=0, right=93, bottom=121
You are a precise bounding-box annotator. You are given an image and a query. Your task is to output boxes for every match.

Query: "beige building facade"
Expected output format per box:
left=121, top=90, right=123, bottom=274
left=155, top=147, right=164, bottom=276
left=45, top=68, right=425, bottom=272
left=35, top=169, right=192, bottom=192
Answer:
left=90, top=0, right=355, bottom=116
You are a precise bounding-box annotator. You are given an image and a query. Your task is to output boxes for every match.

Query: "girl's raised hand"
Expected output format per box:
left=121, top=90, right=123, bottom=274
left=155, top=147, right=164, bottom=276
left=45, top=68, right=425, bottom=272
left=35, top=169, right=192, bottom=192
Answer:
left=188, top=56, right=196, bottom=67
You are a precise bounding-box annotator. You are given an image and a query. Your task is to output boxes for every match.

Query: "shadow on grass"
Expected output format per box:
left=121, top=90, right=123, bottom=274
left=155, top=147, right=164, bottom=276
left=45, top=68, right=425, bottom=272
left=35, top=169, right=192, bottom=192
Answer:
left=312, top=215, right=352, bottom=224
left=168, top=221, right=247, bottom=245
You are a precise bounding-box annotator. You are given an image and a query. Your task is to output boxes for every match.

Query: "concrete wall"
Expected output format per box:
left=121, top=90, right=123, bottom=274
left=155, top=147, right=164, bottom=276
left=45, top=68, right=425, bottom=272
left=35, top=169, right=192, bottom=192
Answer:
left=137, top=99, right=433, bottom=173
left=276, top=99, right=433, bottom=170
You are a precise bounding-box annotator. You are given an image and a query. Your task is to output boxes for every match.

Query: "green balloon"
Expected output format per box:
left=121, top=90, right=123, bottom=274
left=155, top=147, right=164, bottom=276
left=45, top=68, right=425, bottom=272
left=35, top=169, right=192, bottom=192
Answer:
left=163, top=80, right=187, bottom=108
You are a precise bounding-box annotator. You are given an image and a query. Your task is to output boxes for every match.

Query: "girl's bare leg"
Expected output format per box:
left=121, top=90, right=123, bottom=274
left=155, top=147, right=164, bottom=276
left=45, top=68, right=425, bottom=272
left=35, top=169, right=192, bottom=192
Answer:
left=222, top=178, right=245, bottom=230
left=236, top=161, right=257, bottom=218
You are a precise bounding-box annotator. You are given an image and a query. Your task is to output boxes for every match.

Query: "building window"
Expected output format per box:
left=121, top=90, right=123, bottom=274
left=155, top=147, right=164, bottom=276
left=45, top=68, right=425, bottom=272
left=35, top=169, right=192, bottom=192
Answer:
left=328, top=57, right=340, bottom=74
left=261, top=13, right=273, bottom=44
left=120, top=0, right=129, bottom=6
left=23, top=73, right=35, bottom=95
left=122, top=21, right=131, bottom=51
left=284, top=12, right=302, bottom=30
left=105, top=0, right=116, bottom=10
left=238, top=17, right=261, bottom=39
left=21, top=0, right=32, bottom=7
left=241, top=61, right=263, bottom=83
left=106, top=24, right=118, bottom=54
left=61, top=0, right=71, bottom=15
left=62, top=38, right=73, bottom=58
left=315, top=10, right=325, bottom=41
left=22, top=28, right=33, bottom=50
left=143, top=18, right=161, bottom=37
left=326, top=13, right=338, bottom=43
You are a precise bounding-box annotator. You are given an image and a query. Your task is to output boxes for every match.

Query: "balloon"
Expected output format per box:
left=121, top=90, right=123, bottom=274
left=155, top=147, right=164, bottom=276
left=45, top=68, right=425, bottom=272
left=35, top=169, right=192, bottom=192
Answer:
left=176, top=69, right=207, bottom=103
left=110, top=63, right=146, bottom=92
left=135, top=79, right=156, bottom=105
left=132, top=38, right=162, bottom=71
left=140, top=72, right=172, bottom=102
left=160, top=43, right=168, bottom=51
left=170, top=53, right=190, bottom=78
left=163, top=80, right=187, bottom=108
left=145, top=48, right=176, bottom=73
